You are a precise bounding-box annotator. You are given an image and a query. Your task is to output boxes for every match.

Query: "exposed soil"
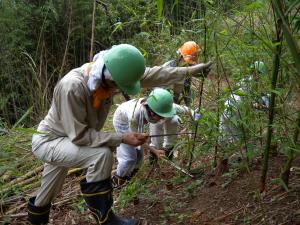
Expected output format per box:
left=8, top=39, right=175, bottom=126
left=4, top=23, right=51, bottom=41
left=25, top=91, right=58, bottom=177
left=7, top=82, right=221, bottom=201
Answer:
left=2, top=154, right=300, bottom=225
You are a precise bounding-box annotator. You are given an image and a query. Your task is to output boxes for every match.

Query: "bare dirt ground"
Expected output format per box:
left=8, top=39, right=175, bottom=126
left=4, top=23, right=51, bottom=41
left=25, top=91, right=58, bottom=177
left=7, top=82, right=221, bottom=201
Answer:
left=2, top=153, right=300, bottom=225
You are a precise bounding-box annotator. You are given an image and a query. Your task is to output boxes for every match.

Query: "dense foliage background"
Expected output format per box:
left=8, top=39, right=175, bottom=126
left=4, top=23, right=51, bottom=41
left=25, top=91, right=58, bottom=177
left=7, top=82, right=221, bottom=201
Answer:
left=1, top=0, right=287, bottom=126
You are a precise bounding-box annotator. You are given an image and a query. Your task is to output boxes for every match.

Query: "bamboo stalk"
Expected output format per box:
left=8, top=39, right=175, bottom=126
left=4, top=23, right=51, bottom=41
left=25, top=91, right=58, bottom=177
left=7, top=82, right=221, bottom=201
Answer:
left=22, top=180, right=41, bottom=192
left=1, top=195, right=25, bottom=206
left=260, top=3, right=282, bottom=192
left=188, top=1, right=207, bottom=171
left=5, top=165, right=43, bottom=187
left=89, top=0, right=97, bottom=61
left=3, top=176, right=83, bottom=215
left=188, top=77, right=204, bottom=171
left=272, top=0, right=300, bottom=74
left=67, top=167, right=85, bottom=176
left=213, top=37, right=250, bottom=171
left=58, top=0, right=72, bottom=78
left=2, top=212, right=27, bottom=219
left=0, top=176, right=38, bottom=196
left=5, top=202, right=27, bottom=215
left=271, top=0, right=300, bottom=188
left=213, top=30, right=221, bottom=168
left=1, top=171, right=14, bottom=182
left=3, top=193, right=79, bottom=219
left=280, top=110, right=300, bottom=187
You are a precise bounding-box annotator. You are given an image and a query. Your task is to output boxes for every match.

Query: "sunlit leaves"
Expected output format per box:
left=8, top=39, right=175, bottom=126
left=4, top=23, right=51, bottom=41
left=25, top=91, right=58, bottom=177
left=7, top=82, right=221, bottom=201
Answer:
left=157, top=0, right=163, bottom=18
left=244, top=1, right=264, bottom=12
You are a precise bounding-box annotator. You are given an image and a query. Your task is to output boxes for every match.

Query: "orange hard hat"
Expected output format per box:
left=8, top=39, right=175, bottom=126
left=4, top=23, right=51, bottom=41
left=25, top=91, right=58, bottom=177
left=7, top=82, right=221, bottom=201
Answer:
left=178, top=41, right=200, bottom=65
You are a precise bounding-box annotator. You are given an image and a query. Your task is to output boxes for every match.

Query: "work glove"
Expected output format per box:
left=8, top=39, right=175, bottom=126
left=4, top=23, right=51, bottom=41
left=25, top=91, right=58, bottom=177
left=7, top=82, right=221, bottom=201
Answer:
left=178, top=61, right=212, bottom=78
left=192, top=108, right=201, bottom=125
left=193, top=108, right=201, bottom=121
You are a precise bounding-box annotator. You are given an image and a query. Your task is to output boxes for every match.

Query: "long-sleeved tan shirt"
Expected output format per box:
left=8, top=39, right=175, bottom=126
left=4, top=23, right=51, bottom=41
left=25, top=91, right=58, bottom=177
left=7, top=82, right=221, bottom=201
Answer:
left=37, top=64, right=200, bottom=148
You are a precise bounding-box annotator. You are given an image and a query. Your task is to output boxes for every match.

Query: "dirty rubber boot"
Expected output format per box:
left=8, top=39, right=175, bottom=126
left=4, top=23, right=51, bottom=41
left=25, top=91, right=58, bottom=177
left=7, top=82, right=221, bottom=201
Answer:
left=80, top=178, right=138, bottom=225
left=111, top=174, right=130, bottom=189
left=27, top=197, right=51, bottom=225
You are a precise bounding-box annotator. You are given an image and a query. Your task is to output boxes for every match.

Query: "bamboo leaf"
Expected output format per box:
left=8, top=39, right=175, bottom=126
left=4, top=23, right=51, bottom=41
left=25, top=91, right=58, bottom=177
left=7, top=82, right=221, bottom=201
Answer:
left=12, top=107, right=33, bottom=129
left=234, top=90, right=247, bottom=97
left=285, top=0, right=300, bottom=16
left=272, top=0, right=300, bottom=75
left=13, top=127, right=45, bottom=135
left=245, top=1, right=264, bottom=11
left=157, top=0, right=163, bottom=18
left=269, top=89, right=282, bottom=96
left=112, top=22, right=123, bottom=34
left=271, top=178, right=289, bottom=191
left=171, top=0, right=179, bottom=13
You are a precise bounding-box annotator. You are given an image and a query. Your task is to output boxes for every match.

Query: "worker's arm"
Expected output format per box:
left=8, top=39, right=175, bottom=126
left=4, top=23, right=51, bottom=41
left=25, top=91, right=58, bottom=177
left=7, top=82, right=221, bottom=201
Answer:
left=140, top=61, right=212, bottom=88
left=142, top=143, right=165, bottom=158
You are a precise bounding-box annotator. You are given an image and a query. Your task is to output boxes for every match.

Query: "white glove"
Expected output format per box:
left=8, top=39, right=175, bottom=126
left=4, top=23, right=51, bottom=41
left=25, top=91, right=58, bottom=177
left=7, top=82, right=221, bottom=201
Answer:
left=193, top=108, right=201, bottom=121
left=194, top=112, right=201, bottom=121
left=191, top=109, right=201, bottom=126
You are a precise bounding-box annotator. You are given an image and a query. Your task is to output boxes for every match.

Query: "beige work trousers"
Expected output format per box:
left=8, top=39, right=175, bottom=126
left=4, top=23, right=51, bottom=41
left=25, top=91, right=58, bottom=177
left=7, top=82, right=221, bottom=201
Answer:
left=32, top=134, right=114, bottom=207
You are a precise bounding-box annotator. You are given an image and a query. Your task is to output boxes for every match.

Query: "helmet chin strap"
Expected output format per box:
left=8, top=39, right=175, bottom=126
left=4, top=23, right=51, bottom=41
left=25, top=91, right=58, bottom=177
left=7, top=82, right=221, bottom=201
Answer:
left=100, top=67, right=116, bottom=90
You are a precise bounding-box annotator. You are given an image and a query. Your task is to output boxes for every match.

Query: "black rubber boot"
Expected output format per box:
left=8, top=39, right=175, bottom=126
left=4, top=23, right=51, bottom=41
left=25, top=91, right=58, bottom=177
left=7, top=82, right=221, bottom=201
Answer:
left=164, top=146, right=174, bottom=160
left=27, top=197, right=51, bottom=225
left=80, top=178, right=138, bottom=225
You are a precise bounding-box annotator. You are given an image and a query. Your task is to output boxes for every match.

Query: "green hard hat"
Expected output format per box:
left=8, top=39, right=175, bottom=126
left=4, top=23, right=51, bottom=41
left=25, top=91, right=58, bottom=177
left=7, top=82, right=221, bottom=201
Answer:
left=147, top=88, right=176, bottom=118
left=250, top=61, right=266, bottom=74
left=103, top=44, right=146, bottom=95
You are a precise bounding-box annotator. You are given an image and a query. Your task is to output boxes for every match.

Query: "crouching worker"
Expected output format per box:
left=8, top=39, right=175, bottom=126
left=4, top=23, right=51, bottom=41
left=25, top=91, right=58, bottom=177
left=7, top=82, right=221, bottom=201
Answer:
left=218, top=61, right=269, bottom=171
left=149, top=104, right=200, bottom=162
left=28, top=44, right=148, bottom=225
left=112, top=88, right=176, bottom=188
left=219, top=61, right=269, bottom=144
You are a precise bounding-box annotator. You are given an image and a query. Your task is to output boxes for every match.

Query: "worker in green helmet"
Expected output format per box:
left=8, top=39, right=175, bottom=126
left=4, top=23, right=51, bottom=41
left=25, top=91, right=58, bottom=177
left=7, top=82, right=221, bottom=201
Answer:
left=112, top=87, right=199, bottom=188
left=237, top=61, right=269, bottom=110
left=112, top=88, right=175, bottom=188
left=28, top=44, right=212, bottom=225
left=218, top=61, right=269, bottom=171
